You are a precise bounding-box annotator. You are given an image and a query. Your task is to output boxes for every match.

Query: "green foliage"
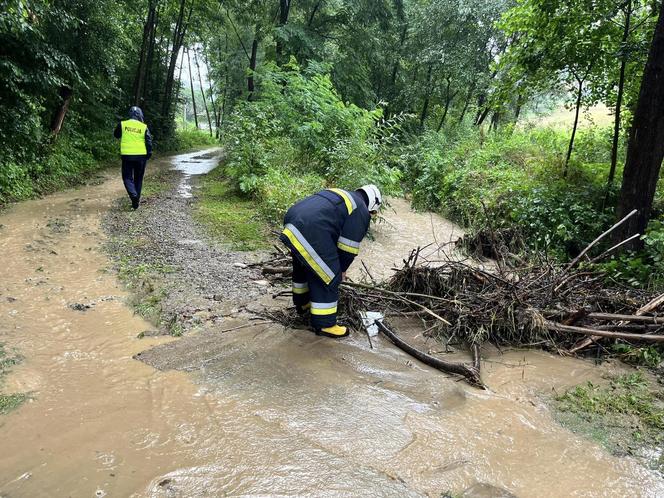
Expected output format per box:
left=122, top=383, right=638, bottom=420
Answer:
left=221, top=61, right=401, bottom=221
left=612, top=344, right=663, bottom=368
left=400, top=126, right=615, bottom=258
left=0, top=343, right=26, bottom=415
left=597, top=218, right=664, bottom=288
left=196, top=168, right=270, bottom=250
left=0, top=131, right=115, bottom=205
left=159, top=128, right=218, bottom=153
left=556, top=372, right=664, bottom=450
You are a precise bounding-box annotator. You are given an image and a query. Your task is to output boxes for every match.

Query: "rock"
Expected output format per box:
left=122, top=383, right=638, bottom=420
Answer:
left=233, top=262, right=248, bottom=269
left=213, top=294, right=224, bottom=301
left=6, top=297, right=17, bottom=303
left=137, top=330, right=164, bottom=338
left=69, top=302, right=92, bottom=311
left=461, top=483, right=518, bottom=498
left=253, top=280, right=270, bottom=286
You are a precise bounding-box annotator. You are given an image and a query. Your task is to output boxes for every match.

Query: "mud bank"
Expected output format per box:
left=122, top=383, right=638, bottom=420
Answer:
left=1, top=149, right=662, bottom=497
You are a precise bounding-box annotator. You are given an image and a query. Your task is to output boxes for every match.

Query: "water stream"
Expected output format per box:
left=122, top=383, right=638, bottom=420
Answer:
left=0, top=150, right=660, bottom=497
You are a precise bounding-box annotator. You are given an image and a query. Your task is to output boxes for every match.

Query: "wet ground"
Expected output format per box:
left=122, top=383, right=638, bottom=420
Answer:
left=1, top=150, right=662, bottom=497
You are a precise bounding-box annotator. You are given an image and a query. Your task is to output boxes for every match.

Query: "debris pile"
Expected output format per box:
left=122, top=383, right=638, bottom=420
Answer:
left=259, top=210, right=664, bottom=387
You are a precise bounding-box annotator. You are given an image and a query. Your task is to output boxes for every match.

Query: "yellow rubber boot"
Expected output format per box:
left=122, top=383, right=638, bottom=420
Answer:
left=316, top=324, right=349, bottom=338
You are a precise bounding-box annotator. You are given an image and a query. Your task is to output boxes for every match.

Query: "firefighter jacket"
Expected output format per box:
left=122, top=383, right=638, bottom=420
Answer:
left=280, top=189, right=371, bottom=285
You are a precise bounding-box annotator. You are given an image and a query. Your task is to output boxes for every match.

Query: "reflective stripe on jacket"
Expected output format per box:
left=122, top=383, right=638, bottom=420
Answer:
left=120, top=119, right=148, bottom=155
left=280, top=189, right=370, bottom=285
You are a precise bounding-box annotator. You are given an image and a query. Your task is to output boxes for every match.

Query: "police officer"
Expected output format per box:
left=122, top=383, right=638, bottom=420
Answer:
left=280, top=185, right=382, bottom=338
left=114, top=106, right=152, bottom=209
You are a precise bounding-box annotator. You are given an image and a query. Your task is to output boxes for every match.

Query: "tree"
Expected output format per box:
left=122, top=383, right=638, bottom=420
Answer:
left=614, top=0, right=664, bottom=248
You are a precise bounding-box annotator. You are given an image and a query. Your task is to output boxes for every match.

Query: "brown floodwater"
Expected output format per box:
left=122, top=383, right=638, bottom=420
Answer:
left=0, top=152, right=661, bottom=497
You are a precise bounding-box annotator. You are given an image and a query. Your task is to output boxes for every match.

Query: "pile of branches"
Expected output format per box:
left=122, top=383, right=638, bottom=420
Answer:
left=259, top=210, right=664, bottom=388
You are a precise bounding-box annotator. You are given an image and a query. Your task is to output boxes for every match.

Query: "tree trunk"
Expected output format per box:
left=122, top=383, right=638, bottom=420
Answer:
left=458, top=81, right=476, bottom=125
left=175, top=48, right=185, bottom=127
left=607, top=0, right=633, bottom=198
left=194, top=48, right=213, bottom=136
left=132, top=0, right=157, bottom=106
left=419, top=65, right=433, bottom=128
left=143, top=0, right=160, bottom=107
left=564, top=77, right=584, bottom=177
left=308, top=1, right=322, bottom=26
left=187, top=48, right=199, bottom=129
left=50, top=85, right=73, bottom=140
left=204, top=49, right=219, bottom=138
left=248, top=30, right=259, bottom=100
left=276, top=0, right=291, bottom=65
left=219, top=32, right=229, bottom=127
left=174, top=45, right=185, bottom=105
left=161, top=0, right=192, bottom=122
left=436, top=77, right=455, bottom=132
left=614, top=1, right=664, bottom=248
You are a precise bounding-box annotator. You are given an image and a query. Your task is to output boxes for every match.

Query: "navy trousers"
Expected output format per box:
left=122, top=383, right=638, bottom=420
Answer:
left=121, top=158, right=146, bottom=205
left=291, top=253, right=341, bottom=329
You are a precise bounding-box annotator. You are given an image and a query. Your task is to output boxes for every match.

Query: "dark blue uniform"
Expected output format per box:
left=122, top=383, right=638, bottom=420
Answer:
left=114, top=107, right=153, bottom=209
left=280, top=189, right=370, bottom=329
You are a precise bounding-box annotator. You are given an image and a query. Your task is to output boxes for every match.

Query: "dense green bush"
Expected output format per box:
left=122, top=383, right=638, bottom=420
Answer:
left=399, top=127, right=617, bottom=257
left=0, top=130, right=115, bottom=205
left=399, top=125, right=662, bottom=287
left=221, top=61, right=401, bottom=222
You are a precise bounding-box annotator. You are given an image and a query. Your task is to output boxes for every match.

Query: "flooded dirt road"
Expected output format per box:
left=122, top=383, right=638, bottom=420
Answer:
left=1, top=150, right=662, bottom=497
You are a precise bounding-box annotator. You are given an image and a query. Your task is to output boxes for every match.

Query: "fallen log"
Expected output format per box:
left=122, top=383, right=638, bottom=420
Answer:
left=262, top=266, right=292, bottom=275
left=375, top=320, right=484, bottom=388
left=545, top=320, right=664, bottom=342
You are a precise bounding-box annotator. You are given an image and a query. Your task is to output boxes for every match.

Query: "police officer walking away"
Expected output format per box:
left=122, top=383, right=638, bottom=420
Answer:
left=114, top=106, right=152, bottom=209
left=280, top=185, right=382, bottom=338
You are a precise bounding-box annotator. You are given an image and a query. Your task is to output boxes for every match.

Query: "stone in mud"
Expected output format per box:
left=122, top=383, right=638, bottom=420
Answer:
left=137, top=330, right=166, bottom=338
left=6, top=297, right=17, bottom=303
left=69, top=302, right=93, bottom=311
left=461, top=483, right=518, bottom=498
left=233, top=262, right=248, bottom=269
left=213, top=294, right=224, bottom=301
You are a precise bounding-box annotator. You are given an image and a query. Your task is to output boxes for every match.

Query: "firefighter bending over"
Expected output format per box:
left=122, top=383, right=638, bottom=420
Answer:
left=279, top=185, right=382, bottom=338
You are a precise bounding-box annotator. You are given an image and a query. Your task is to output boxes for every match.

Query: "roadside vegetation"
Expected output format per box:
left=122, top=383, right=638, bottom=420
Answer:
left=555, top=371, right=664, bottom=471
left=196, top=167, right=270, bottom=251
left=0, top=343, right=27, bottom=415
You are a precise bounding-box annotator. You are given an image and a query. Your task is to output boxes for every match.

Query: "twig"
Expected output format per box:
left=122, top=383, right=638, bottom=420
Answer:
left=361, top=260, right=376, bottom=284
left=218, top=321, right=272, bottom=333
left=342, top=283, right=452, bottom=325
left=566, top=209, right=637, bottom=270
left=589, top=233, right=641, bottom=264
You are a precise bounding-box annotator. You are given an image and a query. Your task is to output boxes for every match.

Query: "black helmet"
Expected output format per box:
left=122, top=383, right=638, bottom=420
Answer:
left=128, top=106, right=144, bottom=122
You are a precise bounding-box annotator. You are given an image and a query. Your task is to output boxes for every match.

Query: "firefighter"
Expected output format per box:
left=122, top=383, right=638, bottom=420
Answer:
left=280, top=185, right=382, bottom=338
left=114, top=106, right=152, bottom=210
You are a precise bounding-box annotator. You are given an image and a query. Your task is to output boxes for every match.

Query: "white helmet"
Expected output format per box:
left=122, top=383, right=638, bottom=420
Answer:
left=358, top=184, right=382, bottom=212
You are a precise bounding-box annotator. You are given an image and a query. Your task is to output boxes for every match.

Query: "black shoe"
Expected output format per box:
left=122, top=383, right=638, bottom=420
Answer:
left=131, top=197, right=139, bottom=210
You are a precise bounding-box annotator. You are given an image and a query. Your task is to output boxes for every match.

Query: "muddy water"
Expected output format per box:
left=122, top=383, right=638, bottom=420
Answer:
left=171, top=148, right=222, bottom=198
left=348, top=197, right=465, bottom=282
left=0, top=152, right=661, bottom=497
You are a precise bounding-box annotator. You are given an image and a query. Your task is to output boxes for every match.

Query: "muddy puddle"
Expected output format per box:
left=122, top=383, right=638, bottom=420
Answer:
left=171, top=148, right=222, bottom=198
left=1, top=150, right=662, bottom=497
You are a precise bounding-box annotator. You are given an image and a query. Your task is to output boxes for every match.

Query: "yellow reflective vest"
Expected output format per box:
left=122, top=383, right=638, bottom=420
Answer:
left=120, top=119, right=147, bottom=155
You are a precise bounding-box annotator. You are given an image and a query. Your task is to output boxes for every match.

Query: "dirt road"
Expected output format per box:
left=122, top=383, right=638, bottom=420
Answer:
left=0, top=150, right=661, bottom=497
